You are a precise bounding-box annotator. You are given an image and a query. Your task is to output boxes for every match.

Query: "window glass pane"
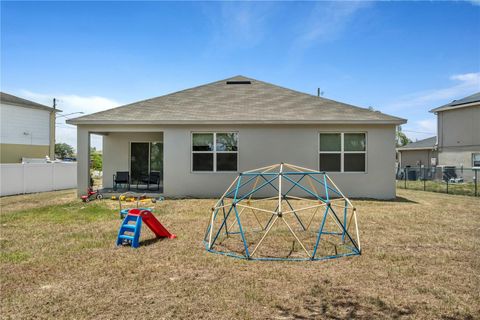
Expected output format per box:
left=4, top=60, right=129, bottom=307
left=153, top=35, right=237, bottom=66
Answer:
left=344, top=133, right=366, bottom=151
left=344, top=153, right=366, bottom=172
left=150, top=142, right=163, bottom=174
left=216, top=133, right=238, bottom=151
left=192, top=153, right=213, bottom=171
left=319, top=153, right=341, bottom=172
left=192, top=133, right=213, bottom=151
left=217, top=153, right=237, bottom=171
left=320, top=133, right=341, bottom=151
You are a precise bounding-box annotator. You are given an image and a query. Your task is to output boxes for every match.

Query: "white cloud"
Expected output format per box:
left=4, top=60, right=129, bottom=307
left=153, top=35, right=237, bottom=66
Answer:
left=402, top=118, right=437, bottom=142
left=386, top=72, right=480, bottom=110
left=17, top=90, right=121, bottom=151
left=417, top=119, right=436, bottom=133
left=295, top=1, right=370, bottom=49
left=450, top=72, right=479, bottom=82
left=19, top=90, right=120, bottom=115
left=391, top=72, right=480, bottom=141
left=203, top=2, right=274, bottom=50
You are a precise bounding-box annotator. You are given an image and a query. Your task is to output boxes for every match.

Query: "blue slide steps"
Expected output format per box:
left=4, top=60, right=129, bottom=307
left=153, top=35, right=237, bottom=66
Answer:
left=116, top=214, right=142, bottom=248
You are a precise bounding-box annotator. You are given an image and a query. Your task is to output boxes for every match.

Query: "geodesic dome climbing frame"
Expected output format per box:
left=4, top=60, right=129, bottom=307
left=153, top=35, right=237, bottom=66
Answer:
left=204, top=163, right=361, bottom=261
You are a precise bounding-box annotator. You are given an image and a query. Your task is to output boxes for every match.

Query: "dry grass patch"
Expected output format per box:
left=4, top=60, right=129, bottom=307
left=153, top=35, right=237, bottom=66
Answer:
left=0, top=189, right=479, bottom=319
left=0, top=189, right=77, bottom=214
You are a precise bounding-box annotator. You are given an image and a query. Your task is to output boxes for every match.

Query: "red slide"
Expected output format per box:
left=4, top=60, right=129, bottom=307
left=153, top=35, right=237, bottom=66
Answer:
left=139, top=210, right=177, bottom=239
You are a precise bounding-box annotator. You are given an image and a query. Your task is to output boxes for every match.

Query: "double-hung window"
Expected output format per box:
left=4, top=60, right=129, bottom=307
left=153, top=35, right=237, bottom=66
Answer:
left=192, top=132, right=238, bottom=172
left=319, top=133, right=366, bottom=172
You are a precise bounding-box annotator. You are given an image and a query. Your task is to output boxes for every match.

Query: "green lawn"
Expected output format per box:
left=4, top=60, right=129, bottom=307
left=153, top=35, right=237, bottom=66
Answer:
left=1, top=189, right=479, bottom=319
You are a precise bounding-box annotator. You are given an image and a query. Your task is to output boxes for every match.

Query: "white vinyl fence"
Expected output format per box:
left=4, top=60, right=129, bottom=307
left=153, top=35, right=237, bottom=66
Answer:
left=0, top=162, right=77, bottom=196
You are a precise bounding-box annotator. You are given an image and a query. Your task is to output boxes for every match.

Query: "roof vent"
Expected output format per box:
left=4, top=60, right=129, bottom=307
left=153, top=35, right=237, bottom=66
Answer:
left=226, top=80, right=251, bottom=85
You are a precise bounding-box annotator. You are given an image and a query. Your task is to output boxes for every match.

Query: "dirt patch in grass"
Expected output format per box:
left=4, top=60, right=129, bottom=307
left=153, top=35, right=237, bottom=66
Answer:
left=1, top=189, right=479, bottom=319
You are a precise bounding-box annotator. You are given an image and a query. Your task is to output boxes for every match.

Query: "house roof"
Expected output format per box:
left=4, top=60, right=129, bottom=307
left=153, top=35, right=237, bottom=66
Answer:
left=430, top=92, right=480, bottom=113
left=67, top=76, right=406, bottom=125
left=397, top=136, right=437, bottom=151
left=0, top=92, right=60, bottom=112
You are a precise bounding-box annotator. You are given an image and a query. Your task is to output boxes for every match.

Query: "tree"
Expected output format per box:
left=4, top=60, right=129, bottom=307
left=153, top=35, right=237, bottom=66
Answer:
left=90, top=149, right=102, bottom=171
left=396, top=126, right=411, bottom=147
left=55, top=143, right=75, bottom=159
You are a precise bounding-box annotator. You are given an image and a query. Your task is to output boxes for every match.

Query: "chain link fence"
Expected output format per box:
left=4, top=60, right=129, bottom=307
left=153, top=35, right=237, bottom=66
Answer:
left=396, top=166, right=479, bottom=197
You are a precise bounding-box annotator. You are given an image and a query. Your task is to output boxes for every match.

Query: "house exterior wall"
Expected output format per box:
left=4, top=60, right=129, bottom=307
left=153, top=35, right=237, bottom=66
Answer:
left=436, top=105, right=480, bottom=167
left=0, top=144, right=50, bottom=163
left=78, top=123, right=397, bottom=199
left=399, top=149, right=437, bottom=167
left=437, top=105, right=480, bottom=148
left=437, top=147, right=480, bottom=168
left=102, top=132, right=163, bottom=187
left=0, top=102, right=55, bottom=162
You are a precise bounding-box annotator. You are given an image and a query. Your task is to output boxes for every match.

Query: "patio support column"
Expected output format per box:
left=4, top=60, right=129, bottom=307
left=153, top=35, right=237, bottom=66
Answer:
left=76, top=127, right=90, bottom=197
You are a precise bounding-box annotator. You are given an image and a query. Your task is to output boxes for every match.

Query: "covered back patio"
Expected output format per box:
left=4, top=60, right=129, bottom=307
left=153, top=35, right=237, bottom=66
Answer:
left=76, top=125, right=164, bottom=197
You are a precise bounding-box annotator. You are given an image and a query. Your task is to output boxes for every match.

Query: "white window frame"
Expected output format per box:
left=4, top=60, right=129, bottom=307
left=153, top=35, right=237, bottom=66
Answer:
left=318, top=132, right=367, bottom=173
left=191, top=132, right=239, bottom=173
left=473, top=153, right=480, bottom=169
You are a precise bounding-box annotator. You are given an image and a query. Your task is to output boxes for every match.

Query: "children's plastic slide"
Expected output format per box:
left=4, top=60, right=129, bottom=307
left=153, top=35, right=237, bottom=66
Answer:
left=139, top=210, right=176, bottom=239
left=116, top=208, right=176, bottom=248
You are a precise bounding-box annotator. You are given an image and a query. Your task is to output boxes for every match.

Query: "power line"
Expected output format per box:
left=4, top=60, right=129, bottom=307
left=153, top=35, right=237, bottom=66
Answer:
left=402, top=129, right=436, bottom=134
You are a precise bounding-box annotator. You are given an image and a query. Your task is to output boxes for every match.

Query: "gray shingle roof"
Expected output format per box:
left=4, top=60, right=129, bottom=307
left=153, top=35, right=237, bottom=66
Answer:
left=0, top=92, right=59, bottom=112
left=430, top=92, right=480, bottom=113
left=397, top=136, right=436, bottom=150
left=67, top=76, right=406, bottom=125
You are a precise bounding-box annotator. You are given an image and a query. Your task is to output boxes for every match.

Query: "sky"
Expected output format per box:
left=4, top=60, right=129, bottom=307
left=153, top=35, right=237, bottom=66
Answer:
left=1, top=1, right=479, bottom=150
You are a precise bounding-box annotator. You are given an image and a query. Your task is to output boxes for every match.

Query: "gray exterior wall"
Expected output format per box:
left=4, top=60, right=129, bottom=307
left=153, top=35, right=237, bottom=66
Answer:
left=77, top=123, right=397, bottom=199
left=436, top=105, right=480, bottom=167
left=437, top=147, right=480, bottom=168
left=399, top=149, right=437, bottom=167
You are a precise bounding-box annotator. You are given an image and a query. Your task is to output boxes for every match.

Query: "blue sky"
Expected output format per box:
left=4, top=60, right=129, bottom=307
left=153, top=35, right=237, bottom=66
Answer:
left=1, top=1, right=479, bottom=149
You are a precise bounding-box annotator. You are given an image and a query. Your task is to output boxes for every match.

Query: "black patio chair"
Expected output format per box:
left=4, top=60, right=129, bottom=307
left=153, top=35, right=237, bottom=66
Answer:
left=137, top=171, right=162, bottom=191
left=113, top=171, right=130, bottom=191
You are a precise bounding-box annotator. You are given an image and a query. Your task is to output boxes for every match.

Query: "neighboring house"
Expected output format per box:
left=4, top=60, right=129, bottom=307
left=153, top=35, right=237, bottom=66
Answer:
left=430, top=92, right=480, bottom=169
left=0, top=92, right=59, bottom=163
left=67, top=76, right=406, bottom=199
left=397, top=136, right=437, bottom=167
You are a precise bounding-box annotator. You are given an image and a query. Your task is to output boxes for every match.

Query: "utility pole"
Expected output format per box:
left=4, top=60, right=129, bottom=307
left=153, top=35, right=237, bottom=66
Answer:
left=51, top=98, right=57, bottom=160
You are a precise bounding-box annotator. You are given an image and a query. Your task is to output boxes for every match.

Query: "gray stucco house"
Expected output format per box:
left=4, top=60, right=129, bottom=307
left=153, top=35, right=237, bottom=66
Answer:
left=397, top=136, right=437, bottom=168
left=430, top=92, right=480, bottom=169
left=67, top=76, right=406, bottom=199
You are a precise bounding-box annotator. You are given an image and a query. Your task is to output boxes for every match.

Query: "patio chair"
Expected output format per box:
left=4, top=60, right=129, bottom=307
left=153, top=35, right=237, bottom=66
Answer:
left=137, top=171, right=162, bottom=191
left=113, top=171, right=130, bottom=191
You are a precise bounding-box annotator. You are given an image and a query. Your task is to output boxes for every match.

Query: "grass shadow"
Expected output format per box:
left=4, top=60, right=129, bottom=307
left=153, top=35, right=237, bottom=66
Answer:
left=392, top=196, right=418, bottom=204
left=351, top=196, right=419, bottom=204
left=139, top=237, right=166, bottom=247
left=274, top=282, right=416, bottom=319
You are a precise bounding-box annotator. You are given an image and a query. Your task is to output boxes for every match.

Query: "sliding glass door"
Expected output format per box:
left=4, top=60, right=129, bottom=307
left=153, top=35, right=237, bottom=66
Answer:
left=130, top=142, right=163, bottom=182
left=130, top=142, right=149, bottom=181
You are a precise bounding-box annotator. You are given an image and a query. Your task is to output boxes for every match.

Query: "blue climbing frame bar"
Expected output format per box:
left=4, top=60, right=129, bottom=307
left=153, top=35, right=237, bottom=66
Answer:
left=282, top=174, right=326, bottom=202
left=311, top=206, right=330, bottom=259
